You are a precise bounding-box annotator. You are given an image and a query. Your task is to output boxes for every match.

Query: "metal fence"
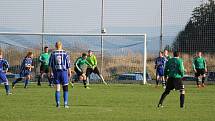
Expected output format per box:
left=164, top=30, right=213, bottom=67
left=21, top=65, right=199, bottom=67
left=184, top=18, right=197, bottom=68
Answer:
left=0, top=0, right=215, bottom=84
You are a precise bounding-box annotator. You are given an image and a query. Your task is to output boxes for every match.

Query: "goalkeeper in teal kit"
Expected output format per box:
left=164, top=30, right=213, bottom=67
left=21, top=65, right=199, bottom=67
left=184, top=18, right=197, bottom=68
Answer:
left=157, top=51, right=185, bottom=108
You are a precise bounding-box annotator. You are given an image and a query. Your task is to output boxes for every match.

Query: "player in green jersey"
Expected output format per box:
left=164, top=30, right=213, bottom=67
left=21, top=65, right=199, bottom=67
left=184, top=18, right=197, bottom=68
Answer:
left=192, top=51, right=207, bottom=88
left=158, top=51, right=185, bottom=108
left=74, top=53, right=92, bottom=88
left=86, top=50, right=108, bottom=86
left=38, top=46, right=52, bottom=87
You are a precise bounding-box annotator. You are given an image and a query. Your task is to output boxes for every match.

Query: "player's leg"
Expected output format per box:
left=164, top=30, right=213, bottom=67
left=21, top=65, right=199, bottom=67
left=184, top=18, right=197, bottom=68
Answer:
left=86, top=68, right=93, bottom=86
left=175, top=78, right=185, bottom=108
left=37, top=67, right=43, bottom=86
left=157, top=78, right=173, bottom=107
left=82, top=74, right=88, bottom=88
left=24, top=74, right=30, bottom=88
left=62, top=70, right=69, bottom=108
left=94, top=67, right=108, bottom=85
left=12, top=73, right=24, bottom=88
left=55, top=84, right=61, bottom=108
left=195, top=70, right=201, bottom=88
left=0, top=73, right=11, bottom=95
left=201, top=70, right=206, bottom=87
left=155, top=71, right=159, bottom=87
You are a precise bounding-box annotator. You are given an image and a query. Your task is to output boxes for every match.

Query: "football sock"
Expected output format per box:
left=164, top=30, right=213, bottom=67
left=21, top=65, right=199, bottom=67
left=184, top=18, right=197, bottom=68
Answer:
left=63, top=85, right=68, bottom=106
left=202, top=77, right=205, bottom=84
left=4, top=84, right=10, bottom=94
left=158, top=90, right=170, bottom=105
left=83, top=80, right=87, bottom=88
left=24, top=79, right=29, bottom=88
left=180, top=94, right=185, bottom=108
left=13, top=78, right=22, bottom=85
left=55, top=91, right=60, bottom=105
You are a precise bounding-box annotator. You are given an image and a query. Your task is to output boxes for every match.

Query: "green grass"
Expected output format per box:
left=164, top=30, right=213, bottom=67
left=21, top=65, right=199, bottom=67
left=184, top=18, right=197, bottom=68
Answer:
left=0, top=83, right=215, bottom=121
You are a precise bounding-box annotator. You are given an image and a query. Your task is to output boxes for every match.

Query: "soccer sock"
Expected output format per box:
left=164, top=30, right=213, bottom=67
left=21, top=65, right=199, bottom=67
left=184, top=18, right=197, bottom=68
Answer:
left=24, top=79, right=29, bottom=88
left=83, top=80, right=87, bottom=88
left=37, top=76, right=41, bottom=85
left=158, top=90, right=170, bottom=105
left=55, top=91, right=60, bottom=105
left=63, top=85, right=68, bottom=106
left=202, top=77, right=205, bottom=84
left=196, top=78, right=199, bottom=85
left=156, top=79, right=159, bottom=85
left=180, top=94, right=185, bottom=108
left=13, top=78, right=22, bottom=85
left=4, top=84, right=10, bottom=94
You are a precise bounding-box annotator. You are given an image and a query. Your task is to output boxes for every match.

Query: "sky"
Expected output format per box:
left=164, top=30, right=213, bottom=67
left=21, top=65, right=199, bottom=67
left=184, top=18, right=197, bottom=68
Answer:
left=0, top=0, right=204, bottom=33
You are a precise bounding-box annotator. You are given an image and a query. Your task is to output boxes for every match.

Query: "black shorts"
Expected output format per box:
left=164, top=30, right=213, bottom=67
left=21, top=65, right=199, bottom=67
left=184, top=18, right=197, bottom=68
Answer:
left=86, top=67, right=100, bottom=77
left=195, top=68, right=205, bottom=77
left=74, top=67, right=83, bottom=77
left=40, top=65, right=49, bottom=73
left=166, top=77, right=184, bottom=91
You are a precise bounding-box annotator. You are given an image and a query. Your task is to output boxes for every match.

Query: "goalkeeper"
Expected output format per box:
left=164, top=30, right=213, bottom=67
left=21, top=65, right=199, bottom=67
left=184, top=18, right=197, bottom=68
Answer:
left=86, top=50, right=107, bottom=85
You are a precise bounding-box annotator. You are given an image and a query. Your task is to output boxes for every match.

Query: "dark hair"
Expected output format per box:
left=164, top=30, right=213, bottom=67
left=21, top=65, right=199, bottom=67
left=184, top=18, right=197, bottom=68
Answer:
left=173, top=51, right=179, bottom=57
left=44, top=46, right=48, bottom=49
left=82, top=53, right=87, bottom=57
left=159, top=51, right=163, bottom=54
left=88, top=50, right=93, bottom=53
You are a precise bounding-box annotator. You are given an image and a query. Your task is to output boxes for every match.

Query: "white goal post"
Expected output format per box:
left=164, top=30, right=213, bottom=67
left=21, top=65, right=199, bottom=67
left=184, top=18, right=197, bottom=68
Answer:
left=0, top=32, right=147, bottom=84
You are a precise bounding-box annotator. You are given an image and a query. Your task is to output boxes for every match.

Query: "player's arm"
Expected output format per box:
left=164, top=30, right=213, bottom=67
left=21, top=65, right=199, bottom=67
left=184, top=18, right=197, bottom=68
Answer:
left=93, top=55, right=97, bottom=68
left=154, top=58, right=158, bottom=69
left=179, top=60, right=185, bottom=77
left=75, top=58, right=82, bottom=72
left=48, top=53, right=54, bottom=76
left=85, top=60, right=93, bottom=68
left=3, top=60, right=9, bottom=73
left=192, top=58, right=197, bottom=72
left=203, top=58, right=207, bottom=72
left=66, top=54, right=72, bottom=77
left=164, top=61, right=169, bottom=77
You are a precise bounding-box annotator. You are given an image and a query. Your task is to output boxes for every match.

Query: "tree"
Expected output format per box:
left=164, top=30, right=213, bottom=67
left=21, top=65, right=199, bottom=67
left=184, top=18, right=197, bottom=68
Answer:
left=173, top=0, right=215, bottom=53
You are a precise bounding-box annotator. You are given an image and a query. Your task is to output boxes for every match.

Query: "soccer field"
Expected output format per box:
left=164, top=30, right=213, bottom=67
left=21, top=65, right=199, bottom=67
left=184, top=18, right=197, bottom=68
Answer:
left=0, top=84, right=215, bottom=121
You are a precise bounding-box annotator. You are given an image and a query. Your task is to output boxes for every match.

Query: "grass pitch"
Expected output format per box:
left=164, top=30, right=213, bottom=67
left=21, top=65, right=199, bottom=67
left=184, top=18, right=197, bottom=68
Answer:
left=0, top=83, right=214, bottom=121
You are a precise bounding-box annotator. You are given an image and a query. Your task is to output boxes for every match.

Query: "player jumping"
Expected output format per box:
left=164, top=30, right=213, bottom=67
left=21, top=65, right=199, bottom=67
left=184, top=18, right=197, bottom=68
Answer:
left=0, top=50, right=12, bottom=95
left=192, top=51, right=207, bottom=88
left=12, top=52, right=34, bottom=88
left=157, top=51, right=185, bottom=108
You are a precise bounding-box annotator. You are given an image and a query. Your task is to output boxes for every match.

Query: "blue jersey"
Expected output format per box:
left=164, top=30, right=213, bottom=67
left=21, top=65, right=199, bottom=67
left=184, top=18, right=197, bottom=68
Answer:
left=155, top=57, right=166, bottom=69
left=0, top=58, right=9, bottom=72
left=20, top=57, right=33, bottom=72
left=49, top=50, right=71, bottom=72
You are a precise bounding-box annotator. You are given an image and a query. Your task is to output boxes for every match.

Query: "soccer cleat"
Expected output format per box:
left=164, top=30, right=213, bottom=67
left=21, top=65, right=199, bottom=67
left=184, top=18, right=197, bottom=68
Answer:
left=24, top=86, right=28, bottom=89
left=201, top=83, right=205, bottom=87
left=64, top=105, right=69, bottom=109
left=86, top=87, right=91, bottom=89
left=197, top=85, right=201, bottom=88
left=56, top=103, right=60, bottom=108
left=157, top=104, right=163, bottom=108
left=6, top=92, right=12, bottom=95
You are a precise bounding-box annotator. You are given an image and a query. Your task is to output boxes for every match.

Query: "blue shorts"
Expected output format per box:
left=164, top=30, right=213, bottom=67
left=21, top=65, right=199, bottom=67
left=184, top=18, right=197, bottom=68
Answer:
left=156, top=68, right=164, bottom=77
left=53, top=70, right=68, bottom=86
left=0, top=72, right=8, bottom=83
left=20, top=70, right=31, bottom=77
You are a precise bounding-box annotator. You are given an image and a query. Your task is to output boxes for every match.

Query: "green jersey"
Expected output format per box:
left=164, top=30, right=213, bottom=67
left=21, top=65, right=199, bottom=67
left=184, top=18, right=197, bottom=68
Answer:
left=192, top=56, right=206, bottom=69
left=164, top=57, right=184, bottom=78
left=86, top=54, right=97, bottom=68
left=39, top=52, right=50, bottom=66
left=75, top=57, right=92, bottom=72
left=164, top=55, right=172, bottom=61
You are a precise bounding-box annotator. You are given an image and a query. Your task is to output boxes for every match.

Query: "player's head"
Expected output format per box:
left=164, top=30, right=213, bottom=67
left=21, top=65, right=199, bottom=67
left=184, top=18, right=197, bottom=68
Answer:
left=44, top=46, right=49, bottom=53
left=26, top=51, right=33, bottom=58
left=159, top=51, right=163, bottom=57
left=88, top=50, right=93, bottom=56
left=173, top=51, right=179, bottom=57
left=82, top=53, right=87, bottom=59
left=197, top=51, right=202, bottom=57
left=164, top=49, right=168, bottom=56
left=55, top=41, right=62, bottom=50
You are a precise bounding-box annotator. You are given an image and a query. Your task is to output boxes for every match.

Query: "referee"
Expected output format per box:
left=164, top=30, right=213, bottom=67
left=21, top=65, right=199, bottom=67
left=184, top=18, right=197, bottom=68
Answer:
left=157, top=51, right=185, bottom=108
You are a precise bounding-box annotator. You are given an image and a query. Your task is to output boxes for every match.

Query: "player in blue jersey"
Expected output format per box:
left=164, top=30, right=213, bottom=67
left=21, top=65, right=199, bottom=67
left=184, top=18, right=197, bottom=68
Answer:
left=155, top=51, right=166, bottom=88
left=0, top=50, right=12, bottom=95
left=49, top=41, right=71, bottom=108
left=12, top=52, right=34, bottom=88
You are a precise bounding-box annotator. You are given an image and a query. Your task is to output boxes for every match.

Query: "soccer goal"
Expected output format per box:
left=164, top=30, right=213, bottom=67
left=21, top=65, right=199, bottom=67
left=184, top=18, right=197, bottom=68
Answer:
left=0, top=32, right=147, bottom=84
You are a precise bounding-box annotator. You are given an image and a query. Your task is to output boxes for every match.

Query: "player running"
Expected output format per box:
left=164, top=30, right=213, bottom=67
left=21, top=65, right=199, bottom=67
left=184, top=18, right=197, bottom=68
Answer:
left=12, top=52, right=34, bottom=88
left=0, top=50, right=12, bottom=95
left=155, top=51, right=166, bottom=88
left=74, top=53, right=92, bottom=89
left=37, top=46, right=53, bottom=87
left=157, top=51, right=185, bottom=108
left=192, top=51, right=207, bottom=88
left=49, top=41, right=71, bottom=108
left=86, top=50, right=107, bottom=86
